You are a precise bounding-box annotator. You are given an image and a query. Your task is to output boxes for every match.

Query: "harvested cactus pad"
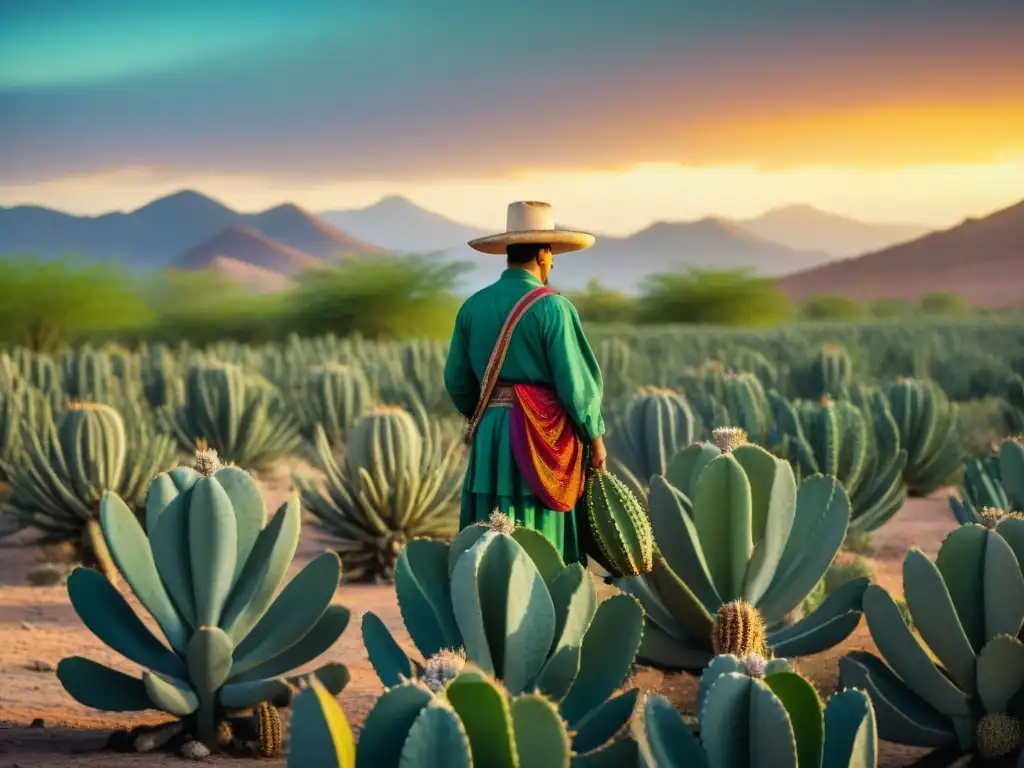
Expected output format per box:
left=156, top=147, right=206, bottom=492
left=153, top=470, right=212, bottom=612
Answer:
left=585, top=469, right=653, bottom=577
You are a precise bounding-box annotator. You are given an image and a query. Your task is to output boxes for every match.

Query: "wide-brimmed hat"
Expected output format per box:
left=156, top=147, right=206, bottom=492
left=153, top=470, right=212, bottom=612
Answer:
left=467, top=201, right=595, bottom=255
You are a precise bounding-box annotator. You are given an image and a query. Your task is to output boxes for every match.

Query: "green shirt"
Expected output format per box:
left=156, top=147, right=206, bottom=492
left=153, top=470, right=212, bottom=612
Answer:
left=444, top=268, right=605, bottom=441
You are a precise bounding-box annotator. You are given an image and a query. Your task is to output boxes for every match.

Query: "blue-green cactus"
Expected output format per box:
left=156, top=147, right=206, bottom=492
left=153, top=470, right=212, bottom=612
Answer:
left=2, top=400, right=177, bottom=578
left=634, top=655, right=878, bottom=768
left=361, top=514, right=644, bottom=761
left=838, top=518, right=1024, bottom=761
left=619, top=440, right=867, bottom=672
left=359, top=665, right=632, bottom=768
left=56, top=451, right=350, bottom=750
left=948, top=438, right=1024, bottom=524
left=607, top=387, right=696, bottom=492
left=162, top=362, right=301, bottom=469
left=295, top=406, right=463, bottom=582
left=286, top=676, right=355, bottom=768
left=769, top=393, right=907, bottom=533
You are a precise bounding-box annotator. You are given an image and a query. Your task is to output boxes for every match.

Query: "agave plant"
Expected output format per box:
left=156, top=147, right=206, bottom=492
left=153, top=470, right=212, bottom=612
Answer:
left=162, top=361, right=301, bottom=469
left=295, top=406, right=463, bottom=582
left=292, top=364, right=375, bottom=451
left=838, top=514, right=1024, bottom=763
left=606, top=388, right=696, bottom=494
left=881, top=378, right=964, bottom=497
left=634, top=654, right=878, bottom=767
left=617, top=433, right=867, bottom=672
left=360, top=513, right=644, bottom=764
left=56, top=451, right=350, bottom=753
left=769, top=393, right=907, bottom=533
left=2, top=401, right=177, bottom=578
left=948, top=438, right=1024, bottom=524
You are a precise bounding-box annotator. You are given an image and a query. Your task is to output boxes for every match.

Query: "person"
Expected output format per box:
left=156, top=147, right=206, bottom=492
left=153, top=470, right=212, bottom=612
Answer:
left=443, top=200, right=606, bottom=563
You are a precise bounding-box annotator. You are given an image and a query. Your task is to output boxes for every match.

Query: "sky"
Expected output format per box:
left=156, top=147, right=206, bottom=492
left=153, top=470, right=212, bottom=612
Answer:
left=1, top=0, right=1023, bottom=234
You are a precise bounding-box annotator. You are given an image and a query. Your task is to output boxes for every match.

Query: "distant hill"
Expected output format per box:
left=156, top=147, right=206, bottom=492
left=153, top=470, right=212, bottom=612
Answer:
left=202, top=255, right=296, bottom=294
left=319, top=195, right=488, bottom=253
left=248, top=203, right=381, bottom=258
left=175, top=226, right=322, bottom=275
left=0, top=190, right=380, bottom=270
left=736, top=204, right=931, bottom=256
left=778, top=198, right=1024, bottom=308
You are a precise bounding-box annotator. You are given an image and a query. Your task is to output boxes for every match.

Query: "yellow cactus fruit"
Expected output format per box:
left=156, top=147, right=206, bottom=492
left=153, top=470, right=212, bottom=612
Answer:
left=256, top=701, right=283, bottom=758
left=976, top=713, right=1020, bottom=760
left=712, top=600, right=768, bottom=658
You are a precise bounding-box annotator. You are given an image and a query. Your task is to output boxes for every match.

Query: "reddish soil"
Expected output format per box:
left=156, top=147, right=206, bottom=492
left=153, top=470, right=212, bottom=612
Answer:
left=0, top=463, right=959, bottom=766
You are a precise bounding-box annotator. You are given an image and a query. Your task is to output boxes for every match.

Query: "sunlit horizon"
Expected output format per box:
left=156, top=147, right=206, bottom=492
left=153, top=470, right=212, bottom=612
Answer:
left=3, top=158, right=1022, bottom=236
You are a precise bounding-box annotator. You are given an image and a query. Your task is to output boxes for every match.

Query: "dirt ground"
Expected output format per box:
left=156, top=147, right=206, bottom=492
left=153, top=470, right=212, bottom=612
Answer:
left=0, top=461, right=959, bottom=766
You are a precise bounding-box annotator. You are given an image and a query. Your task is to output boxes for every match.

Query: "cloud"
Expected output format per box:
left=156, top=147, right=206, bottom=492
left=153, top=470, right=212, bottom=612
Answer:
left=1, top=1, right=1022, bottom=183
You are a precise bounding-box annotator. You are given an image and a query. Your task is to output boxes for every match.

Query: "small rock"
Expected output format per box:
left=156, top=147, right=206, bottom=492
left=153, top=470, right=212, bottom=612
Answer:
left=19, top=621, right=34, bottom=631
left=181, top=740, right=211, bottom=760
left=26, top=660, right=54, bottom=672
left=29, top=718, right=45, bottom=728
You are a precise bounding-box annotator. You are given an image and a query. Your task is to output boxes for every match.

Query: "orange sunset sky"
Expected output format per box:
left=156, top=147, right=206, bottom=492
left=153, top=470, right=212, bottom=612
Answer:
left=1, top=1, right=1022, bottom=233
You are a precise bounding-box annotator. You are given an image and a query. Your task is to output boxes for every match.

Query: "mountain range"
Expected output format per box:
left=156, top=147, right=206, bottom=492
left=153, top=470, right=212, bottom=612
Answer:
left=4, top=189, right=1015, bottom=304
left=778, top=198, right=1024, bottom=309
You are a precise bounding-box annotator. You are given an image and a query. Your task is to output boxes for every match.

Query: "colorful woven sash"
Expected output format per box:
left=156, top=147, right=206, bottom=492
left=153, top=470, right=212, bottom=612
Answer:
left=464, top=285, right=586, bottom=512
left=509, top=383, right=586, bottom=512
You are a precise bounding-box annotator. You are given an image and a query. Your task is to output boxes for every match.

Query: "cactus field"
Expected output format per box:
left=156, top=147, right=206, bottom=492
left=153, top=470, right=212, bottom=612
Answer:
left=2, top=322, right=1024, bottom=766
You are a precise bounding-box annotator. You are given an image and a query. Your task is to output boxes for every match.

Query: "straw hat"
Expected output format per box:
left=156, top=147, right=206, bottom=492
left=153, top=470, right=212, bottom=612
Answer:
left=467, top=201, right=595, bottom=255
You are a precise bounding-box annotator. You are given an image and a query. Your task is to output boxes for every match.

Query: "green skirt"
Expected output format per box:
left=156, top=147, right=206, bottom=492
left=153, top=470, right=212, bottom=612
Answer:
left=459, top=406, right=587, bottom=565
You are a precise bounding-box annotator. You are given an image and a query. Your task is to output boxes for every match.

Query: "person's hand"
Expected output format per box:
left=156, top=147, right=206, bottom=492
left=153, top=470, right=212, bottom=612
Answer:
left=590, top=436, right=607, bottom=471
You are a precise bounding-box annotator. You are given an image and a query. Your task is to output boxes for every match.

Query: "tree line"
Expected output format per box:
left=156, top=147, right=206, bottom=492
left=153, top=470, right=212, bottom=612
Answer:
left=0, top=254, right=989, bottom=351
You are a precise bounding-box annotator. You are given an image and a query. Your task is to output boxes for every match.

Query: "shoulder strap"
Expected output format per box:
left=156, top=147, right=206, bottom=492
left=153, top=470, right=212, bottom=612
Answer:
left=466, top=286, right=557, bottom=443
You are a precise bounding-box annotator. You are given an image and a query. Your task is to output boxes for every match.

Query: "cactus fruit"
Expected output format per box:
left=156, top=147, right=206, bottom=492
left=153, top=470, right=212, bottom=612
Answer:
left=421, top=648, right=466, bottom=693
left=296, top=409, right=462, bottom=583
left=711, top=425, right=747, bottom=453
left=361, top=520, right=644, bottom=761
left=256, top=702, right=283, bottom=758
left=584, top=468, right=654, bottom=577
left=619, top=440, right=866, bottom=671
left=56, top=462, right=351, bottom=750
left=711, top=600, right=768, bottom=658
left=976, top=713, right=1020, bottom=760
